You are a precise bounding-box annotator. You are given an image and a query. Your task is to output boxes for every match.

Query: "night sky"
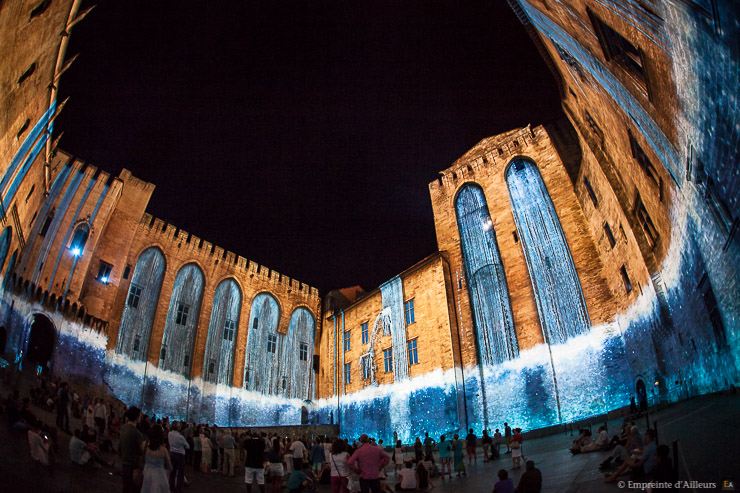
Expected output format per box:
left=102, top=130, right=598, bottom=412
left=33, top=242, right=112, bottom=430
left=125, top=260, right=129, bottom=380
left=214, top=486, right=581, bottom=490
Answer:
left=56, top=0, right=562, bottom=293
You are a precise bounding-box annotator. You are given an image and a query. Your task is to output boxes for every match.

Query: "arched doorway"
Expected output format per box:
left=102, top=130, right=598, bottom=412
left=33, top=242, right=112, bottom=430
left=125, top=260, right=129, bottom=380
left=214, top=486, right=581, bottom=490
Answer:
left=26, top=314, right=56, bottom=373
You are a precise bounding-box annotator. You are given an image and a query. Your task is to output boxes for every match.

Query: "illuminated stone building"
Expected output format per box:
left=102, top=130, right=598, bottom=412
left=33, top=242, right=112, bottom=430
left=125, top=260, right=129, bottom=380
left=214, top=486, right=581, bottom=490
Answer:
left=0, top=1, right=737, bottom=440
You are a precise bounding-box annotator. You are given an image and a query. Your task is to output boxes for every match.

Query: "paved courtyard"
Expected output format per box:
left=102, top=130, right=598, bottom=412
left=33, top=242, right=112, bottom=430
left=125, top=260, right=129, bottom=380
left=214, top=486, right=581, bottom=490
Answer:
left=1, top=378, right=738, bottom=492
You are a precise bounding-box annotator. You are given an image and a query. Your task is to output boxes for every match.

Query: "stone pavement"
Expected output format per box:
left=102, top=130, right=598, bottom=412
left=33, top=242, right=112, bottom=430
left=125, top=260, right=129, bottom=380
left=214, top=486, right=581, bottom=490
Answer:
left=0, top=381, right=737, bottom=492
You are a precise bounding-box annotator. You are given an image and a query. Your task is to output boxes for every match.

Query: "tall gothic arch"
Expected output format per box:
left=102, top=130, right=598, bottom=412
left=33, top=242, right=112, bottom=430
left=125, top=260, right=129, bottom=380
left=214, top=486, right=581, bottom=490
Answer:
left=202, top=278, right=242, bottom=385
left=278, top=307, right=315, bottom=399
left=243, top=293, right=281, bottom=395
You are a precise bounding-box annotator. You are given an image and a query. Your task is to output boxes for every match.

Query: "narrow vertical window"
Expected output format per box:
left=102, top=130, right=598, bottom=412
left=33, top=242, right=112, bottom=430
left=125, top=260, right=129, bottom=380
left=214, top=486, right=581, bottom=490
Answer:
left=404, top=299, right=415, bottom=324
left=183, top=354, right=189, bottom=368
left=127, top=284, right=142, bottom=308
left=604, top=223, right=616, bottom=248
left=132, top=335, right=140, bottom=353
left=383, top=348, right=393, bottom=373
left=176, top=303, right=190, bottom=325
left=122, top=264, right=131, bottom=279
left=39, top=215, right=52, bottom=236
left=584, top=176, right=599, bottom=207
left=361, top=322, right=369, bottom=344
left=407, top=339, right=418, bottom=365
left=343, top=330, right=351, bottom=352
left=267, top=334, right=277, bottom=353
left=299, top=342, right=308, bottom=361
left=253, top=317, right=259, bottom=329
left=223, top=319, right=236, bottom=341
left=208, top=360, right=215, bottom=374
left=97, top=261, right=113, bottom=283
left=635, top=195, right=659, bottom=247
left=344, top=363, right=351, bottom=384
left=620, top=266, right=633, bottom=293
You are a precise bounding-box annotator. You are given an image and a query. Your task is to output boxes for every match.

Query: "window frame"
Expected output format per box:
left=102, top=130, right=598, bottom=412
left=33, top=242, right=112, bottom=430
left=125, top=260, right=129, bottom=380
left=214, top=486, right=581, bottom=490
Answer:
left=127, top=284, right=142, bottom=308
left=266, top=334, right=277, bottom=353
left=344, top=362, right=351, bottom=384
left=361, top=321, right=369, bottom=344
left=408, top=339, right=419, bottom=365
left=383, top=348, right=393, bottom=373
left=175, top=302, right=190, bottom=325
left=404, top=299, right=415, bottom=325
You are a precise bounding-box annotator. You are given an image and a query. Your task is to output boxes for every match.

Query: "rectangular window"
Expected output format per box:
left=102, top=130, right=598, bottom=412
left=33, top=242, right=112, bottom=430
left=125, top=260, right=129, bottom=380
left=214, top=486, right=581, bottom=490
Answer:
left=408, top=339, right=419, bottom=365
left=343, top=330, right=351, bottom=352
left=123, top=264, right=131, bottom=279
left=97, top=261, right=113, bottom=283
left=252, top=317, right=259, bottom=330
left=223, top=319, right=236, bottom=341
left=132, top=335, right=140, bottom=353
left=584, top=176, right=599, bottom=207
left=361, top=322, right=369, bottom=344
left=404, top=299, right=415, bottom=325
left=127, top=284, right=142, bottom=308
left=299, top=342, right=308, bottom=361
left=39, top=215, right=52, bottom=236
left=344, top=363, right=351, bottom=384
left=176, top=303, right=190, bottom=325
left=620, top=265, right=633, bottom=293
left=604, top=223, right=616, bottom=248
left=267, top=334, right=277, bottom=353
left=244, top=368, right=250, bottom=384
left=588, top=9, right=649, bottom=95
left=383, top=348, right=393, bottom=373
left=361, top=358, right=371, bottom=379
left=699, top=274, right=726, bottom=347
left=183, top=354, right=189, bottom=368
left=635, top=195, right=659, bottom=247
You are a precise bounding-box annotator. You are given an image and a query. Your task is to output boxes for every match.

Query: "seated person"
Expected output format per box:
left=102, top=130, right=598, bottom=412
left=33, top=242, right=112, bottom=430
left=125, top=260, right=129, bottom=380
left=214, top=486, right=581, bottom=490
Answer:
left=287, top=462, right=315, bottom=493
left=396, top=461, right=417, bottom=491
left=653, top=444, right=676, bottom=486
left=28, top=424, right=51, bottom=466
left=600, top=426, right=642, bottom=469
left=416, top=461, right=434, bottom=491
left=70, top=429, right=113, bottom=468
left=605, top=429, right=657, bottom=482
left=422, top=454, right=438, bottom=477
left=569, top=429, right=592, bottom=454
left=579, top=426, right=609, bottom=453
left=493, top=468, right=515, bottom=493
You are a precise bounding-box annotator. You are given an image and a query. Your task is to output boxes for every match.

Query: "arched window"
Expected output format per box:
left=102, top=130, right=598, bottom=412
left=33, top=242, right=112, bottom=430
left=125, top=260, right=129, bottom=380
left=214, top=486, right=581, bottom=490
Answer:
left=277, top=307, right=316, bottom=399
left=69, top=224, right=89, bottom=257
left=243, top=293, right=281, bottom=394
left=202, top=278, right=242, bottom=385
left=115, top=247, right=166, bottom=360
left=506, top=158, right=590, bottom=344
left=159, top=263, right=205, bottom=377
left=455, top=183, right=518, bottom=365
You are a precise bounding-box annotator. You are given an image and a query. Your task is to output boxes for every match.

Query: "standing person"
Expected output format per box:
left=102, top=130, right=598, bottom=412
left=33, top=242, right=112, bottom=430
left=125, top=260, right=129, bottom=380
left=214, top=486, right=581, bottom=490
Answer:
left=192, top=428, right=202, bottom=472
left=120, top=406, right=144, bottom=493
left=423, top=433, right=435, bottom=458
left=393, top=440, right=404, bottom=475
left=210, top=426, right=220, bottom=473
left=452, top=434, right=466, bottom=477
left=493, top=469, right=514, bottom=493
left=413, top=437, right=423, bottom=462
left=266, top=438, right=284, bottom=493
left=222, top=429, right=236, bottom=476
left=347, top=433, right=391, bottom=493
left=465, top=428, right=477, bottom=466
left=56, top=382, right=70, bottom=433
left=504, top=423, right=512, bottom=454
left=181, top=423, right=194, bottom=466
left=244, top=432, right=267, bottom=493
left=200, top=429, right=211, bottom=474
left=290, top=436, right=307, bottom=471
left=493, top=429, right=503, bottom=455
left=310, top=437, right=326, bottom=476
left=284, top=437, right=294, bottom=475
left=515, top=460, right=542, bottom=493
left=329, top=438, right=350, bottom=493
left=510, top=432, right=522, bottom=469
left=94, top=398, right=108, bottom=435
left=141, top=424, right=172, bottom=493
left=482, top=430, right=493, bottom=461
left=167, top=421, right=189, bottom=493
left=437, top=435, right=452, bottom=478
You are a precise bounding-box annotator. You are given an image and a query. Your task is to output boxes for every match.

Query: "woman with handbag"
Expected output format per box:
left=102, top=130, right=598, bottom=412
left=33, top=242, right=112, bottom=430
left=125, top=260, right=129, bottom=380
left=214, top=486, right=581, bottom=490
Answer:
left=329, top=438, right=351, bottom=493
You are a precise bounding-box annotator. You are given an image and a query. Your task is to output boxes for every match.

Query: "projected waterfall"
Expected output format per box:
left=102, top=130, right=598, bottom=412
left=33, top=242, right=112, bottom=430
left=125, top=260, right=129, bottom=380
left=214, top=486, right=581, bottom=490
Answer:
left=506, top=158, right=590, bottom=343
left=202, top=278, right=241, bottom=385
left=380, top=276, right=409, bottom=381
left=455, top=183, right=518, bottom=365
left=243, top=293, right=282, bottom=395
left=115, top=247, right=166, bottom=360
left=159, top=263, right=204, bottom=376
left=277, top=307, right=316, bottom=399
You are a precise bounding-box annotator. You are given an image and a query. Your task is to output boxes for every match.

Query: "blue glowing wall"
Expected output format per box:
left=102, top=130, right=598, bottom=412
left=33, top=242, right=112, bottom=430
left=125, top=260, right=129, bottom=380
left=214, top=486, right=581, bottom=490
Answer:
left=506, top=158, right=590, bottom=343
left=202, top=278, right=241, bottom=385
left=159, top=263, right=204, bottom=376
left=278, top=307, right=316, bottom=399
left=379, top=276, right=409, bottom=381
left=0, top=227, right=10, bottom=274
left=115, top=247, right=166, bottom=360
left=243, top=292, right=282, bottom=394
left=455, top=183, right=518, bottom=365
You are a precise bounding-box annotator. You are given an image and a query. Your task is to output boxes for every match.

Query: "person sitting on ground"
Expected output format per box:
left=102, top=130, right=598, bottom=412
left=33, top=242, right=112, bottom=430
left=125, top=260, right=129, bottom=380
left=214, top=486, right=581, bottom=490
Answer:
left=604, top=429, right=657, bottom=483
left=70, top=429, right=112, bottom=468
left=652, top=444, right=676, bottom=490
left=607, top=420, right=632, bottom=449
left=493, top=468, right=515, bottom=493
left=579, top=426, right=608, bottom=453
left=287, top=462, right=316, bottom=493
left=395, top=460, right=417, bottom=491
left=569, top=429, right=591, bottom=454
left=515, top=460, right=542, bottom=493
left=28, top=423, right=51, bottom=466
left=600, top=425, right=642, bottom=470
left=422, top=454, right=438, bottom=478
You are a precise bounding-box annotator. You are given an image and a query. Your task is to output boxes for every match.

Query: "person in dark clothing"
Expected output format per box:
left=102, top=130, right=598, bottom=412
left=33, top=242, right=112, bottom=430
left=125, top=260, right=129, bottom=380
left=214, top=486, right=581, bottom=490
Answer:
left=244, top=433, right=267, bottom=493
left=515, top=460, right=542, bottom=493
left=55, top=382, right=70, bottom=432
left=652, top=444, right=675, bottom=491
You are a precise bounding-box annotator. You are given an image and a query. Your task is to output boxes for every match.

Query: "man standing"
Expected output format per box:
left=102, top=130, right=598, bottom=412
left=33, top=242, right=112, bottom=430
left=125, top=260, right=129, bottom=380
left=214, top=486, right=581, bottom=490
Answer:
left=119, top=407, right=143, bottom=493
left=168, top=421, right=189, bottom=493
left=423, top=432, right=435, bottom=458
left=289, top=436, right=307, bottom=471
left=504, top=422, right=512, bottom=453
left=56, top=382, right=70, bottom=433
left=222, top=429, right=236, bottom=477
left=347, top=434, right=391, bottom=493
left=244, top=432, right=267, bottom=493
left=465, top=428, right=477, bottom=466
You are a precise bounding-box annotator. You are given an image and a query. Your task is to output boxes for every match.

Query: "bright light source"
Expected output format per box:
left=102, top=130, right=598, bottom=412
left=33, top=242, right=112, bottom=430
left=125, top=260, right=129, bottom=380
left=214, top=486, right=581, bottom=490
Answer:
left=100, top=276, right=109, bottom=284
left=71, top=247, right=82, bottom=257
left=482, top=217, right=493, bottom=231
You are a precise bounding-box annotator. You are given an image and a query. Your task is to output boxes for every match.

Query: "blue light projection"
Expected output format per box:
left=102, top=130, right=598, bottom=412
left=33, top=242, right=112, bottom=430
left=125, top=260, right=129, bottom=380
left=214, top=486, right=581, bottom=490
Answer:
left=506, top=158, right=590, bottom=344
left=202, top=278, right=241, bottom=386
left=455, top=183, right=518, bottom=365
left=158, top=263, right=204, bottom=376
left=243, top=293, right=281, bottom=394
left=379, top=276, right=409, bottom=381
left=277, top=307, right=316, bottom=400
left=115, top=247, right=167, bottom=361
left=0, top=227, right=11, bottom=274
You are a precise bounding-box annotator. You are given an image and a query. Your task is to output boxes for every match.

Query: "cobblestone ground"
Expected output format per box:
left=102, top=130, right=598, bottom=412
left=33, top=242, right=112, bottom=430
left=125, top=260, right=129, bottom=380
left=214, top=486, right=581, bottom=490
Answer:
left=1, top=375, right=738, bottom=492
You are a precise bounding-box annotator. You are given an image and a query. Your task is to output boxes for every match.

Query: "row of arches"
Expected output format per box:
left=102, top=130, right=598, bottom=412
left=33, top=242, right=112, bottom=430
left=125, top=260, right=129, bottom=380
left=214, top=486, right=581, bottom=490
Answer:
left=115, top=247, right=316, bottom=400
left=455, top=158, right=590, bottom=366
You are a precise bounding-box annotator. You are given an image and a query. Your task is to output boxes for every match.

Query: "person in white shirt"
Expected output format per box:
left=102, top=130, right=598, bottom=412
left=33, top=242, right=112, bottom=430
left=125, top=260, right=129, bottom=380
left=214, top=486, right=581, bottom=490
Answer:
left=28, top=425, right=50, bottom=465
left=329, top=439, right=350, bottom=493
left=168, top=421, right=190, bottom=493
left=94, top=399, right=108, bottom=434
left=396, top=461, right=418, bottom=491
left=289, top=437, right=307, bottom=470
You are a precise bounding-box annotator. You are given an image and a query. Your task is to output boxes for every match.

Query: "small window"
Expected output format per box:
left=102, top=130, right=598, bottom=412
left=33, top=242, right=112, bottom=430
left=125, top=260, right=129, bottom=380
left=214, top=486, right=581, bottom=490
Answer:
left=17, top=119, right=30, bottom=139
left=132, top=335, right=140, bottom=352
left=127, top=284, right=142, bottom=308
left=244, top=368, right=250, bottom=384
left=97, top=261, right=113, bottom=283
left=584, top=177, right=599, bottom=207
left=208, top=360, right=215, bottom=374
left=39, top=215, right=53, bottom=236
left=160, top=346, right=167, bottom=360
left=176, top=303, right=190, bottom=325
left=361, top=322, right=369, bottom=344
left=30, top=0, right=52, bottom=19
left=699, top=275, right=726, bottom=347
left=18, top=63, right=37, bottom=85
left=635, top=195, right=659, bottom=247
left=408, top=339, right=419, bottom=365
left=223, top=319, right=236, bottom=341
left=267, top=334, right=277, bottom=353
left=604, top=223, right=616, bottom=248
left=183, top=354, right=189, bottom=367
left=122, top=264, right=131, bottom=279
left=25, top=185, right=36, bottom=203
left=620, top=265, right=633, bottom=293
left=344, top=363, right=351, bottom=384
left=383, top=348, right=393, bottom=373
left=299, top=342, right=308, bottom=361
left=282, top=376, right=287, bottom=390
left=513, top=230, right=519, bottom=243
left=343, top=330, right=351, bottom=352
left=252, top=317, right=259, bottom=330
left=584, top=110, right=604, bottom=141
left=404, top=299, right=415, bottom=325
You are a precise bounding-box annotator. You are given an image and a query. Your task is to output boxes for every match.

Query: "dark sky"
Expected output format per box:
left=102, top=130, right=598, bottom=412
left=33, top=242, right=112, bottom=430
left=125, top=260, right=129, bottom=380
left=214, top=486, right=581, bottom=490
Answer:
left=56, top=0, right=562, bottom=293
